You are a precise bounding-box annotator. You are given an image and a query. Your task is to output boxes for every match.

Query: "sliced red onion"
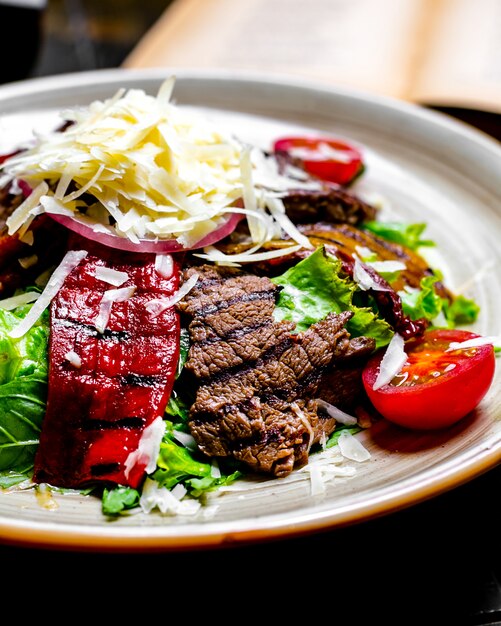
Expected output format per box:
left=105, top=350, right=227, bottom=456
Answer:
left=48, top=212, right=242, bottom=253
left=18, top=180, right=32, bottom=198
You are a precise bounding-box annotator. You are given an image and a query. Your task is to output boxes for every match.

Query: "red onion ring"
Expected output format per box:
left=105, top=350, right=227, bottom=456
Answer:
left=47, top=211, right=243, bottom=253
left=18, top=180, right=33, bottom=197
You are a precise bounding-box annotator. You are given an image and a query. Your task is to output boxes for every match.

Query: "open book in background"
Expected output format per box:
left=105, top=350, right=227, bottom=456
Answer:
left=123, top=0, right=501, bottom=121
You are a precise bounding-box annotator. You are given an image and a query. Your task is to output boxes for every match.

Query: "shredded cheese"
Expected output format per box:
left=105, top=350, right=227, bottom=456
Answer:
left=446, top=336, right=500, bottom=352
left=316, top=398, right=358, bottom=426
left=18, top=254, right=38, bottom=269
left=291, top=402, right=315, bottom=453
left=154, top=254, right=173, bottom=278
left=5, top=182, right=48, bottom=236
left=94, top=286, right=136, bottom=333
left=211, top=459, right=222, bottom=479
left=353, top=257, right=390, bottom=292
left=337, top=430, right=371, bottom=462
left=94, top=266, right=129, bottom=286
left=145, top=272, right=198, bottom=318
left=367, top=260, right=406, bottom=273
left=8, top=250, right=88, bottom=339
left=19, top=230, right=34, bottom=246
left=139, top=477, right=202, bottom=516
left=64, top=350, right=82, bottom=368
left=124, top=416, right=165, bottom=479
left=0, top=78, right=316, bottom=262
left=0, top=291, right=39, bottom=311
left=172, top=429, right=197, bottom=450
left=373, top=333, right=407, bottom=390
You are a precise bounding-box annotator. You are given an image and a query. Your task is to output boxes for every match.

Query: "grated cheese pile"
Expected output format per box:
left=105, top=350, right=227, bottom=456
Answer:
left=1, top=77, right=318, bottom=261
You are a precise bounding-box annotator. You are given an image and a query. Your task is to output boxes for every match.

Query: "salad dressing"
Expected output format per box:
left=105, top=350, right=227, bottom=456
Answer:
left=35, top=483, right=58, bottom=511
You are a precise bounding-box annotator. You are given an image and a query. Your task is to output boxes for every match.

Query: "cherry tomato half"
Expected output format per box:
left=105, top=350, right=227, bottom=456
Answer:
left=273, top=136, right=364, bottom=186
left=362, top=329, right=496, bottom=430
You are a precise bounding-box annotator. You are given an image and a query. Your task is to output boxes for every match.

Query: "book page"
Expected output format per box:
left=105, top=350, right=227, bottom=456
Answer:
left=409, top=0, right=501, bottom=113
left=124, top=0, right=425, bottom=100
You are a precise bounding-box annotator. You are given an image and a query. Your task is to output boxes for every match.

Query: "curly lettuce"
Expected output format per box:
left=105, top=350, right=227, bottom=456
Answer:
left=271, top=247, right=394, bottom=348
left=0, top=299, right=49, bottom=479
left=362, top=221, right=435, bottom=250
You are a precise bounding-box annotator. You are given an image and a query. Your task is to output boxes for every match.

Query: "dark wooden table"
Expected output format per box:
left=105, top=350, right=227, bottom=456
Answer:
left=0, top=2, right=500, bottom=621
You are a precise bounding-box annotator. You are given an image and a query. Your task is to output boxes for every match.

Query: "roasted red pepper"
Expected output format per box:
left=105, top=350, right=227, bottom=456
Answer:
left=33, top=236, right=181, bottom=489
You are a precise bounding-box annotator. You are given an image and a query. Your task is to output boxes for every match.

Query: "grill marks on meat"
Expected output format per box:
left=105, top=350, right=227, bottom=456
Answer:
left=33, top=239, right=180, bottom=489
left=179, top=265, right=375, bottom=477
left=272, top=151, right=377, bottom=226
left=298, top=222, right=451, bottom=299
left=211, top=221, right=445, bottom=340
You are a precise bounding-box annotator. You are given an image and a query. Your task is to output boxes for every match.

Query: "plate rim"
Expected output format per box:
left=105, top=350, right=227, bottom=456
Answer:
left=0, top=67, right=500, bottom=551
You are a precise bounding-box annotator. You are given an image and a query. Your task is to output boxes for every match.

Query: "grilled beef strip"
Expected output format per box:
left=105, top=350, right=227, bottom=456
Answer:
left=214, top=221, right=451, bottom=298
left=281, top=187, right=377, bottom=226
left=297, top=222, right=451, bottom=298
left=33, top=237, right=181, bottom=489
left=210, top=220, right=451, bottom=340
left=177, top=265, right=375, bottom=478
left=272, top=150, right=377, bottom=226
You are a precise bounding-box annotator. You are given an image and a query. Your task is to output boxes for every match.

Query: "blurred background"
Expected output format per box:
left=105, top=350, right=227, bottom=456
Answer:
left=0, top=0, right=169, bottom=81
left=1, top=0, right=500, bottom=139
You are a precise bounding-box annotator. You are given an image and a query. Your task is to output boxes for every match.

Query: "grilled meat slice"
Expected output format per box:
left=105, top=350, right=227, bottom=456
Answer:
left=282, top=187, right=377, bottom=226
left=271, top=149, right=377, bottom=225
left=33, top=238, right=180, bottom=489
left=212, top=221, right=451, bottom=299
left=297, top=222, right=451, bottom=298
left=210, top=221, right=451, bottom=339
left=178, top=265, right=375, bottom=477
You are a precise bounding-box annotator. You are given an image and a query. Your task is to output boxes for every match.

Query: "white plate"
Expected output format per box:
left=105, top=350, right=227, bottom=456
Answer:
left=0, top=68, right=500, bottom=551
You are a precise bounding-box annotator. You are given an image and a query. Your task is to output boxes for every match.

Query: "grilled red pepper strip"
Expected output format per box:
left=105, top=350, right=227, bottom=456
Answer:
left=33, top=237, right=180, bottom=489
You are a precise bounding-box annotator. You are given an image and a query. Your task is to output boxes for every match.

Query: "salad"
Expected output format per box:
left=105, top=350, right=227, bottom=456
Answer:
left=0, top=78, right=497, bottom=517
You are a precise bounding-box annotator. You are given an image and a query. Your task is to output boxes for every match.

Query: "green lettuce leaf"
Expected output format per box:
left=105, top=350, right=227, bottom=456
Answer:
left=152, top=421, right=241, bottom=495
left=176, top=327, right=190, bottom=378
left=271, top=247, right=393, bottom=348
left=443, top=295, right=480, bottom=326
left=0, top=376, right=47, bottom=472
left=399, top=275, right=443, bottom=321
left=326, top=425, right=362, bottom=449
left=362, top=221, right=435, bottom=250
left=165, top=391, right=191, bottom=423
left=399, top=275, right=480, bottom=328
left=102, top=485, right=140, bottom=515
left=0, top=302, right=49, bottom=473
left=165, top=326, right=193, bottom=422
left=0, top=469, right=32, bottom=488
